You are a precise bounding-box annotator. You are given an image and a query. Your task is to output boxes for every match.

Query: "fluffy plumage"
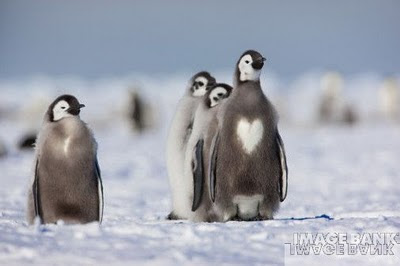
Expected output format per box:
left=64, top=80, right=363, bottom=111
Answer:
left=27, top=95, right=103, bottom=225
left=166, top=72, right=216, bottom=220
left=210, top=50, right=288, bottom=221
left=184, top=84, right=233, bottom=222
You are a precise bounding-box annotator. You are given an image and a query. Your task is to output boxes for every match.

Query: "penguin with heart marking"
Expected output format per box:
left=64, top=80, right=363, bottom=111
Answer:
left=209, top=50, right=288, bottom=222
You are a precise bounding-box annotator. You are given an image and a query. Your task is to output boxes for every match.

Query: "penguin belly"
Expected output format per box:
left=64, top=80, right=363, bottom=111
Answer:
left=39, top=135, right=99, bottom=224
left=233, top=195, right=264, bottom=220
left=214, top=115, right=281, bottom=221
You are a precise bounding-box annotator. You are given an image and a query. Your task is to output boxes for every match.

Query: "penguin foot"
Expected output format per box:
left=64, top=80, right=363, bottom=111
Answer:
left=230, top=215, right=244, bottom=222
left=230, top=214, right=274, bottom=222
left=251, top=215, right=274, bottom=221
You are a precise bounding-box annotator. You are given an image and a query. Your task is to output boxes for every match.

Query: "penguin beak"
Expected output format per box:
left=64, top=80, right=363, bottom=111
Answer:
left=67, top=104, right=85, bottom=115
left=252, top=57, right=266, bottom=70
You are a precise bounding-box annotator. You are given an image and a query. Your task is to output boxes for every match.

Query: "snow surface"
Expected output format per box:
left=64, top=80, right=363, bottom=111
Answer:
left=0, top=74, right=400, bottom=265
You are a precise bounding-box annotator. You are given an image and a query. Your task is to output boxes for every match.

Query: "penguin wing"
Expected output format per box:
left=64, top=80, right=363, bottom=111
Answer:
left=208, top=132, right=219, bottom=202
left=95, top=158, right=104, bottom=223
left=277, top=131, right=288, bottom=201
left=33, top=159, right=41, bottom=219
left=191, top=139, right=204, bottom=212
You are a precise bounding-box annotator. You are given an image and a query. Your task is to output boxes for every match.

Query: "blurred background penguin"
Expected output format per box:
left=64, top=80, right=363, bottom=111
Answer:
left=379, top=77, right=399, bottom=122
left=124, top=87, right=158, bottom=134
left=318, top=71, right=358, bottom=125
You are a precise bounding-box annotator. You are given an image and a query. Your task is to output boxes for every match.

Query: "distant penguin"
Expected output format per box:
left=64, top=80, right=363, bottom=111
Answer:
left=209, top=50, right=288, bottom=221
left=0, top=139, right=7, bottom=158
left=318, top=72, right=344, bottom=123
left=379, top=77, right=399, bottom=121
left=27, top=95, right=104, bottom=225
left=18, top=94, right=51, bottom=148
left=342, top=104, right=358, bottom=125
left=318, top=72, right=358, bottom=125
left=185, top=83, right=233, bottom=222
left=166, top=71, right=216, bottom=220
left=18, top=132, right=37, bottom=150
left=128, top=90, right=146, bottom=132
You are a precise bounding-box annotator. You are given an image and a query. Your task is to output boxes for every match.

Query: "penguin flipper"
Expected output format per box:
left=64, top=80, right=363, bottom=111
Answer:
left=32, top=159, right=41, bottom=220
left=191, top=139, right=204, bottom=212
left=277, top=131, right=288, bottom=202
left=94, top=158, right=104, bottom=223
left=209, top=132, right=219, bottom=202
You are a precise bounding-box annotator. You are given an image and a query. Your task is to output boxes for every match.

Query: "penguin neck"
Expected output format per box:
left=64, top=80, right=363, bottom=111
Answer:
left=185, top=89, right=203, bottom=100
left=232, top=79, right=262, bottom=98
left=233, top=69, right=261, bottom=90
left=55, top=117, right=84, bottom=138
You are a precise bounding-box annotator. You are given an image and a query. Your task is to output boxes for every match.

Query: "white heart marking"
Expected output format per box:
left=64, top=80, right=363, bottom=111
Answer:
left=236, top=118, right=263, bottom=154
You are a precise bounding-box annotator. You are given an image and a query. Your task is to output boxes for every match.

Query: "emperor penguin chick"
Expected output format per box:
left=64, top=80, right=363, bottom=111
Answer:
left=379, top=77, right=400, bottom=121
left=209, top=50, right=288, bottom=222
left=0, top=139, right=7, bottom=158
left=27, top=95, right=104, bottom=225
left=186, top=84, right=233, bottom=222
left=166, top=71, right=216, bottom=220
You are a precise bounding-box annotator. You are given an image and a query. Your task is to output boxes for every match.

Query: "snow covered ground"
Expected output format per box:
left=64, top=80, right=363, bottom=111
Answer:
left=0, top=74, right=400, bottom=265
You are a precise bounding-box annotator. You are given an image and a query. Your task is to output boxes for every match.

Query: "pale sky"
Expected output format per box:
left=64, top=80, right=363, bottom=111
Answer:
left=0, top=0, right=399, bottom=79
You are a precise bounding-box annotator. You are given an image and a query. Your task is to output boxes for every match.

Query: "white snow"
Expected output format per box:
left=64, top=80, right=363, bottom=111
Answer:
left=0, top=74, right=400, bottom=265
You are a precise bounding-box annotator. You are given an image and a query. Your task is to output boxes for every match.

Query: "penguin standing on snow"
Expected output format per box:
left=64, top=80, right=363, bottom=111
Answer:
left=128, top=89, right=146, bottom=132
left=18, top=132, right=37, bottom=150
left=166, top=72, right=216, bottom=220
left=27, top=95, right=104, bottom=225
left=126, top=88, right=157, bottom=133
left=0, top=139, right=7, bottom=158
left=379, top=77, right=400, bottom=121
left=209, top=50, right=288, bottom=222
left=185, top=83, right=233, bottom=222
left=318, top=72, right=358, bottom=125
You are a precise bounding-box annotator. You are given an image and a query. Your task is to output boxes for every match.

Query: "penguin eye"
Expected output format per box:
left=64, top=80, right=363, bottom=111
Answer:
left=217, top=93, right=224, bottom=97
left=198, top=81, right=204, bottom=86
left=61, top=106, right=66, bottom=109
left=245, top=60, right=250, bottom=64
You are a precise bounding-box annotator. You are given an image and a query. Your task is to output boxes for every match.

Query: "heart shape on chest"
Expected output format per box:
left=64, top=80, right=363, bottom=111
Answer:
left=236, top=118, right=264, bottom=154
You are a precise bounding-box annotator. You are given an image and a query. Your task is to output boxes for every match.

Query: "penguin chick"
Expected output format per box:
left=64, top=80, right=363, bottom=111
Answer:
left=128, top=89, right=145, bottom=132
left=0, top=139, right=7, bottom=158
left=126, top=88, right=157, bottom=133
left=318, top=72, right=344, bottom=123
left=379, top=77, right=400, bottom=121
left=318, top=72, right=359, bottom=125
left=18, top=132, right=37, bottom=150
left=185, top=84, right=233, bottom=222
left=209, top=50, right=288, bottom=222
left=166, top=71, right=216, bottom=220
left=27, top=94, right=104, bottom=225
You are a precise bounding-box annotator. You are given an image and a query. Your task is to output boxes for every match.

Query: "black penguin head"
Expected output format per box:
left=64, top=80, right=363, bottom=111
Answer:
left=189, top=71, right=217, bottom=97
left=205, top=83, right=233, bottom=108
left=235, top=50, right=266, bottom=83
left=47, top=94, right=85, bottom=122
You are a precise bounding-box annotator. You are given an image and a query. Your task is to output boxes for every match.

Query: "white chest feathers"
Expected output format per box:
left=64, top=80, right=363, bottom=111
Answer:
left=236, top=118, right=264, bottom=154
left=63, top=137, right=71, bottom=155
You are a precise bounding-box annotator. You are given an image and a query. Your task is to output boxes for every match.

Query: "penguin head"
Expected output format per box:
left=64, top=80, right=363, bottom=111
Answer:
left=205, top=83, right=233, bottom=108
left=47, top=94, right=85, bottom=122
left=189, top=71, right=217, bottom=97
left=235, top=50, right=266, bottom=83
